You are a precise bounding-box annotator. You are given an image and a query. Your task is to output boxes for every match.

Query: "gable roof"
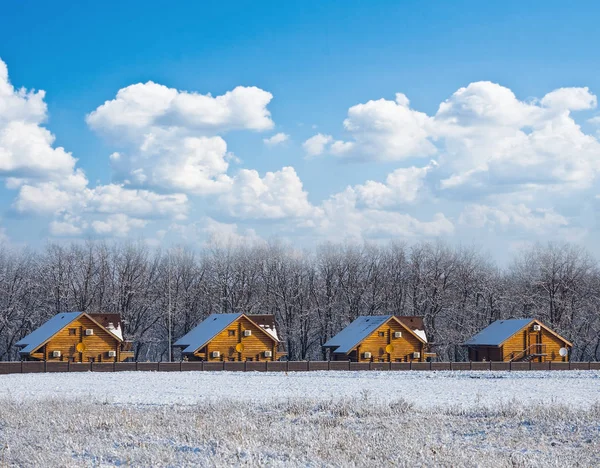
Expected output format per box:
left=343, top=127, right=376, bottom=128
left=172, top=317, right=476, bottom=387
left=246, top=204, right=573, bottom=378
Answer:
left=396, top=316, right=428, bottom=343
left=324, top=315, right=426, bottom=355
left=16, top=312, right=83, bottom=354
left=16, top=311, right=125, bottom=355
left=464, top=319, right=533, bottom=346
left=174, top=313, right=281, bottom=354
left=464, top=318, right=573, bottom=347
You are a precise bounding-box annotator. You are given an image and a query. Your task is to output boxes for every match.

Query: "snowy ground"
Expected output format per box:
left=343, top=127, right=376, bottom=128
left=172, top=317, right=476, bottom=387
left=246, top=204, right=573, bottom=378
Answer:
left=0, top=371, right=598, bottom=466
left=1, top=370, right=599, bottom=408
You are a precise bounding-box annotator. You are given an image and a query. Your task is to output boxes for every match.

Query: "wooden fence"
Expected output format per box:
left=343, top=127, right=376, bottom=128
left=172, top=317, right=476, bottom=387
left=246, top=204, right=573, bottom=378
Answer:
left=0, top=361, right=598, bottom=375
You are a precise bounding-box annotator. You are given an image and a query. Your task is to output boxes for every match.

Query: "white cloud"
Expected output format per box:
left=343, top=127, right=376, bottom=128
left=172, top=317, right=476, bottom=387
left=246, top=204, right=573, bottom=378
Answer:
left=109, top=134, right=232, bottom=195
left=14, top=182, right=188, bottom=220
left=302, top=133, right=332, bottom=157
left=92, top=214, right=148, bottom=237
left=0, top=58, right=81, bottom=185
left=263, top=132, right=289, bottom=147
left=49, top=214, right=87, bottom=237
left=218, top=167, right=319, bottom=220
left=315, top=187, right=454, bottom=241
left=352, top=161, right=437, bottom=209
left=459, top=203, right=568, bottom=233
left=318, top=81, right=600, bottom=197
left=87, top=82, right=275, bottom=194
left=540, top=87, right=597, bottom=111
left=87, top=82, right=274, bottom=136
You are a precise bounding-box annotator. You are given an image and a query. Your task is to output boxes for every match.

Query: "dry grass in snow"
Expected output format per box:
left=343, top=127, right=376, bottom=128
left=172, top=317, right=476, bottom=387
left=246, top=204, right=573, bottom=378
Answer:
left=0, top=397, right=598, bottom=467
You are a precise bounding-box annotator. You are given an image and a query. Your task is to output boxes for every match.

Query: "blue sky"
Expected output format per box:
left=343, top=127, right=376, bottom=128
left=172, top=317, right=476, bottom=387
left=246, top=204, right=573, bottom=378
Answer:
left=1, top=1, right=600, bottom=259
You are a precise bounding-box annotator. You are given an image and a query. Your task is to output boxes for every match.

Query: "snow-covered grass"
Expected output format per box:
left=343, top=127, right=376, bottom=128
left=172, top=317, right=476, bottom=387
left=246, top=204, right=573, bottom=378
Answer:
left=0, top=371, right=598, bottom=466
left=1, top=370, right=599, bottom=408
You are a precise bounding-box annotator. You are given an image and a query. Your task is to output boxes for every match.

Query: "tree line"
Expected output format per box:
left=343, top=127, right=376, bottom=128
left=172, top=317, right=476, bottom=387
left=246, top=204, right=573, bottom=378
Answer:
left=0, top=240, right=598, bottom=361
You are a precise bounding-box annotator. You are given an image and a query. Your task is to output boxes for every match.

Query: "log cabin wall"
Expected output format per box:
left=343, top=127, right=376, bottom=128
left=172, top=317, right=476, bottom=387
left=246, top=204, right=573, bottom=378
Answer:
left=28, top=315, right=121, bottom=363
left=347, top=319, right=424, bottom=363
left=192, top=316, right=279, bottom=362
left=501, top=323, right=569, bottom=362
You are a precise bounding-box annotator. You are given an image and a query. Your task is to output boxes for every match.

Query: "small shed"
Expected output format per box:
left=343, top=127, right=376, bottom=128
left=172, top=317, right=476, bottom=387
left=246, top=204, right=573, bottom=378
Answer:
left=16, top=312, right=134, bottom=362
left=174, top=313, right=285, bottom=361
left=464, top=318, right=572, bottom=362
left=323, top=315, right=430, bottom=362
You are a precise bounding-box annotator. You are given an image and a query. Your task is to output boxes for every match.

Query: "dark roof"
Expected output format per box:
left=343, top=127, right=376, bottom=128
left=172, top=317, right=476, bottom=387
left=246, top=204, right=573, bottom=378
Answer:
left=464, top=319, right=533, bottom=346
left=16, top=312, right=83, bottom=354
left=89, top=313, right=122, bottom=328
left=248, top=314, right=276, bottom=329
left=396, top=316, right=425, bottom=332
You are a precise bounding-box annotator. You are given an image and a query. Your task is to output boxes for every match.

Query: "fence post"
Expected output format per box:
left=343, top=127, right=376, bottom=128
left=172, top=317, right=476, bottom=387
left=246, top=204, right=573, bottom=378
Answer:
left=469, top=361, right=472, bottom=370
left=20, top=360, right=23, bottom=374
left=135, top=361, right=138, bottom=372
left=180, top=360, right=182, bottom=372
left=409, top=361, right=412, bottom=371
left=488, top=361, right=492, bottom=371
left=568, top=361, right=571, bottom=370
left=201, top=361, right=204, bottom=372
left=369, top=361, right=372, bottom=371
left=327, top=361, right=330, bottom=371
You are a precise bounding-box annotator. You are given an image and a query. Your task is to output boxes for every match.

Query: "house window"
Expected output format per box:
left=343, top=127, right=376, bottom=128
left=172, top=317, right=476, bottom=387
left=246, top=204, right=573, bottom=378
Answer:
left=68, top=328, right=76, bottom=336
left=228, top=330, right=235, bottom=337
left=378, top=331, right=385, bottom=337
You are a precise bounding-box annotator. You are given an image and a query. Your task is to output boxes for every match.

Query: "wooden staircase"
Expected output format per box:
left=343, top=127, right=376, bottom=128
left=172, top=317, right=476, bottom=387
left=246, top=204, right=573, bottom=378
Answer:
left=510, top=344, right=547, bottom=362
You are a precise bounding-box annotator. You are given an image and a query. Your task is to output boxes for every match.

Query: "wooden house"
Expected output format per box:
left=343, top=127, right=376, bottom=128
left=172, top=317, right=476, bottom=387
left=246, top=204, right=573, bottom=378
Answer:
left=16, top=312, right=134, bottom=362
left=174, top=313, right=285, bottom=361
left=464, top=318, right=572, bottom=362
left=323, top=315, right=431, bottom=362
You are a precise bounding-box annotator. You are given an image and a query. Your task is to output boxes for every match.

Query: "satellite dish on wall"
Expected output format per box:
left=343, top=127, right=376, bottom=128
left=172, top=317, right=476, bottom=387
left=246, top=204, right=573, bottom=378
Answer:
left=235, top=343, right=245, bottom=353
left=385, top=344, right=394, bottom=354
left=559, top=347, right=568, bottom=357
left=76, top=343, right=86, bottom=353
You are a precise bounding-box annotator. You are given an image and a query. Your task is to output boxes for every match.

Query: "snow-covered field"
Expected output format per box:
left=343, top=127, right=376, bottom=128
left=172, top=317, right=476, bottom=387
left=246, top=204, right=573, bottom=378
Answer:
left=0, top=371, right=598, bottom=466
left=1, top=370, right=599, bottom=408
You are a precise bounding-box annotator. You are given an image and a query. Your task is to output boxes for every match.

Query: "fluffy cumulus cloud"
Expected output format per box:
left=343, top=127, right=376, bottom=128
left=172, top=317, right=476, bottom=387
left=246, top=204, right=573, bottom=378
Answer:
left=4, top=54, right=600, bottom=247
left=459, top=203, right=569, bottom=233
left=0, top=59, right=81, bottom=185
left=303, top=94, right=435, bottom=160
left=217, top=167, right=319, bottom=220
left=14, top=182, right=188, bottom=220
left=315, top=187, right=454, bottom=241
left=0, top=58, right=189, bottom=239
left=302, top=133, right=333, bottom=157
left=172, top=217, right=264, bottom=247
left=92, top=214, right=148, bottom=237
left=263, top=132, right=289, bottom=147
left=312, top=82, right=600, bottom=194
left=306, top=81, right=600, bottom=242
left=87, top=81, right=274, bottom=194
left=352, top=161, right=437, bottom=209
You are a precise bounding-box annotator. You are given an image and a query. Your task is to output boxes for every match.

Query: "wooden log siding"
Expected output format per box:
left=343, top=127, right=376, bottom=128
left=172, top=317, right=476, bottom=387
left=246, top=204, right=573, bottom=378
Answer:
left=193, top=316, right=279, bottom=362
left=502, top=325, right=569, bottom=362
left=338, top=319, right=425, bottom=363
left=29, top=315, right=121, bottom=363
